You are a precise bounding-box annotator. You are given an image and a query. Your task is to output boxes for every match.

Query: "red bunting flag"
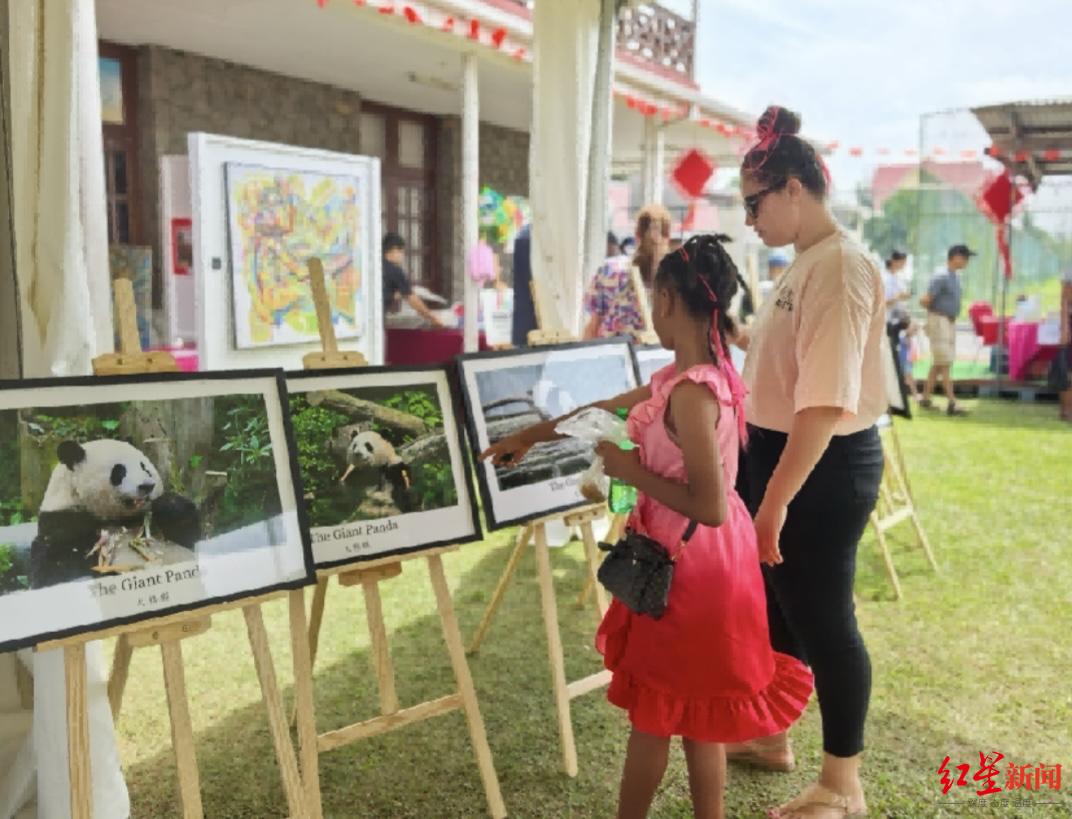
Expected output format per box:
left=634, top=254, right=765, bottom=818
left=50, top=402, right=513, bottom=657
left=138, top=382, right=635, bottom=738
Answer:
left=826, top=141, right=840, bottom=151
left=317, top=0, right=327, bottom=6
left=512, top=47, right=526, bottom=61
left=1043, top=148, right=1061, bottom=161
left=849, top=147, right=863, bottom=157
left=491, top=27, right=507, bottom=48
left=402, top=5, right=421, bottom=23
left=377, top=3, right=394, bottom=13
left=468, top=19, right=480, bottom=40
left=442, top=15, right=455, bottom=31
left=985, top=145, right=1002, bottom=158
left=1015, top=150, right=1030, bottom=162
left=961, top=149, right=977, bottom=159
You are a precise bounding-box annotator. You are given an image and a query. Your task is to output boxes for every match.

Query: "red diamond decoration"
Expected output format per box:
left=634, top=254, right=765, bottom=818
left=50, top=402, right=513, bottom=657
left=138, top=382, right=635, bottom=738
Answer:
left=671, top=148, right=716, bottom=199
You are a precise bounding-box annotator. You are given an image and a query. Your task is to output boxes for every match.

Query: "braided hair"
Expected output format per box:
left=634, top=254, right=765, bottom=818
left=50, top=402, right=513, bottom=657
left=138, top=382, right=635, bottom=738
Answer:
left=653, top=234, right=753, bottom=364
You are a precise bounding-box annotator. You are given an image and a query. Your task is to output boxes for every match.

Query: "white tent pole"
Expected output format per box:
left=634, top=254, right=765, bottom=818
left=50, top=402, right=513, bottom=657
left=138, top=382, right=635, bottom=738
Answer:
left=461, top=52, right=479, bottom=352
left=581, top=0, right=617, bottom=290
left=642, top=117, right=665, bottom=205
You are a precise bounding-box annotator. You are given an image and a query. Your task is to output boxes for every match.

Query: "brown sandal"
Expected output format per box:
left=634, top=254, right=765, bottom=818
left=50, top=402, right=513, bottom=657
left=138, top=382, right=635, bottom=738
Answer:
left=725, top=736, right=795, bottom=772
left=767, top=783, right=867, bottom=818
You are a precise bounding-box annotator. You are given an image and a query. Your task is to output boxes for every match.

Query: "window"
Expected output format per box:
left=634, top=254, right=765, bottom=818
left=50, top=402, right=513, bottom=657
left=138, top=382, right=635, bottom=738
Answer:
left=364, top=103, right=439, bottom=294
left=98, top=42, right=141, bottom=246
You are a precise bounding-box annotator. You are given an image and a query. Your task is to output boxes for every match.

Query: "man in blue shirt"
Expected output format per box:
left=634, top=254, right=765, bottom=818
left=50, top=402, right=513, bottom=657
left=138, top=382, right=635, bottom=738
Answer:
left=919, top=244, right=974, bottom=415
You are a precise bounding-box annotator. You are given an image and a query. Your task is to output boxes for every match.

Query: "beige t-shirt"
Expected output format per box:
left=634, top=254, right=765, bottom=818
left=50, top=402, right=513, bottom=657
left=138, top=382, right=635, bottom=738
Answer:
left=743, top=230, right=887, bottom=436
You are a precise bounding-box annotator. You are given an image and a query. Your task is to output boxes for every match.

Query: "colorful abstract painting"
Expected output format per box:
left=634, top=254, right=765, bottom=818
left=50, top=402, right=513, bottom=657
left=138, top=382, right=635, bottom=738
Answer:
left=225, top=164, right=363, bottom=349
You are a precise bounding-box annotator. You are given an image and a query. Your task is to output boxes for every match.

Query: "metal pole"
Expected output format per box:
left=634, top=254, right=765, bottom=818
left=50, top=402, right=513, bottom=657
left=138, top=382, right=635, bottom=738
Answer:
left=461, top=53, right=479, bottom=352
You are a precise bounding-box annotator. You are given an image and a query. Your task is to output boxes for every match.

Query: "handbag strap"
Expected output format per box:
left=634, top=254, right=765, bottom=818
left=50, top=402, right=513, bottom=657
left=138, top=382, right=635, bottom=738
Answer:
left=672, top=520, right=699, bottom=562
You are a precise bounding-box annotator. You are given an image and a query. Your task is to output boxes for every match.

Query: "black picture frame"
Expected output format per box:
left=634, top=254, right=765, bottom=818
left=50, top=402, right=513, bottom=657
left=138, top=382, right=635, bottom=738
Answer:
left=0, top=368, right=313, bottom=652
left=456, top=338, right=638, bottom=530
left=285, top=363, right=483, bottom=570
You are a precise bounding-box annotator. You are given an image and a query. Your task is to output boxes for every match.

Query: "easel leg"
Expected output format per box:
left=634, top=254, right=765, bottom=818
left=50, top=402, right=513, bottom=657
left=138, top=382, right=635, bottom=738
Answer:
left=243, top=605, right=309, bottom=819
left=871, top=513, right=903, bottom=601
left=107, top=634, right=133, bottom=719
left=289, top=589, right=323, bottom=819
left=467, top=524, right=533, bottom=655
left=64, top=644, right=92, bottom=819
left=160, top=640, right=204, bottom=818
left=362, top=578, right=400, bottom=715
left=307, top=579, right=330, bottom=671
left=532, top=524, right=579, bottom=777
left=427, top=555, right=507, bottom=819
left=578, top=522, right=609, bottom=617
left=291, top=579, right=328, bottom=727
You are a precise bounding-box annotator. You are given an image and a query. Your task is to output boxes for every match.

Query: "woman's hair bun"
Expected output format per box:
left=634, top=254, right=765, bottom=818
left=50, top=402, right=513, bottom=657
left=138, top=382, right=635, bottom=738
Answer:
left=756, top=105, right=801, bottom=139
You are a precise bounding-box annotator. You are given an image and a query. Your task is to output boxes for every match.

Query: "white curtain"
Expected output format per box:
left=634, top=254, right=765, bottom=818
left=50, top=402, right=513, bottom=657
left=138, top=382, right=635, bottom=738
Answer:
left=529, top=0, right=603, bottom=335
left=3, top=2, right=127, bottom=817
left=9, top=0, right=113, bottom=377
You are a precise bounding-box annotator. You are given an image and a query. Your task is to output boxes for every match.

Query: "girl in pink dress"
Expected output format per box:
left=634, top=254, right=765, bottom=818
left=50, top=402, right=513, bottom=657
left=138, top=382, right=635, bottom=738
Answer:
left=482, top=235, right=813, bottom=819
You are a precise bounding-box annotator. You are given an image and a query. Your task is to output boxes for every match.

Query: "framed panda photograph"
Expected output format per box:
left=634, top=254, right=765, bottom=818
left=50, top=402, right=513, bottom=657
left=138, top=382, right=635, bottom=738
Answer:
left=0, top=370, right=312, bottom=652
left=285, top=365, right=481, bottom=569
left=457, top=339, right=638, bottom=530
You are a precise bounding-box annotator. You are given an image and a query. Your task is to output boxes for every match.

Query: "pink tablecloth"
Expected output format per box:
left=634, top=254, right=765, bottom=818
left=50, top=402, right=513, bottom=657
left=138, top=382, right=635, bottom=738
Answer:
left=1007, top=321, right=1060, bottom=381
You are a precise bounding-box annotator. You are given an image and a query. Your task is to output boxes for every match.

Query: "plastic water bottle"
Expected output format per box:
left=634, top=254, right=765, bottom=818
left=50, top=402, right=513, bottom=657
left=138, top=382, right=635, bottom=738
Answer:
left=607, top=408, right=637, bottom=514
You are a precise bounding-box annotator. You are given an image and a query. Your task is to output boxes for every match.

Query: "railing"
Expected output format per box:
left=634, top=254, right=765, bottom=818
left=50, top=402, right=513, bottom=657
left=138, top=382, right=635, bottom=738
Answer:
left=617, top=3, right=695, bottom=79
left=493, top=1, right=696, bottom=80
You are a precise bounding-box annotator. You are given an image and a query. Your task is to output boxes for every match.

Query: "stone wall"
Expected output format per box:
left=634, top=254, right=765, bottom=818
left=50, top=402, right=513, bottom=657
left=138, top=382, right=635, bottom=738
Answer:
left=136, top=46, right=365, bottom=305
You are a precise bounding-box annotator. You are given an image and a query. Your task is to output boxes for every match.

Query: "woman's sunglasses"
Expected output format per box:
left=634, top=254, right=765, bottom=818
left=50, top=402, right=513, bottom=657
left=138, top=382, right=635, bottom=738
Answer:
left=743, top=179, right=787, bottom=219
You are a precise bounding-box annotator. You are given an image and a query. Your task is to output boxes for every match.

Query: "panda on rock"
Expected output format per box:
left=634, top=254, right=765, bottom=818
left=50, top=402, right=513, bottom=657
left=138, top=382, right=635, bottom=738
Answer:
left=31, top=439, right=201, bottom=589
left=340, top=430, right=415, bottom=514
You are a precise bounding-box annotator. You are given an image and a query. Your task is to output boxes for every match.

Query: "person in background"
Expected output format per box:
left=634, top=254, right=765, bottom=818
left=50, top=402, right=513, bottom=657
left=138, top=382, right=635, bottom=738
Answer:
left=620, top=236, right=637, bottom=257
left=734, top=104, right=886, bottom=819
left=583, top=204, right=672, bottom=339
left=510, top=224, right=537, bottom=346
left=883, top=250, right=921, bottom=401
left=382, top=232, right=445, bottom=328
left=1057, top=269, right=1072, bottom=422
left=919, top=244, right=974, bottom=416
left=607, top=231, right=622, bottom=259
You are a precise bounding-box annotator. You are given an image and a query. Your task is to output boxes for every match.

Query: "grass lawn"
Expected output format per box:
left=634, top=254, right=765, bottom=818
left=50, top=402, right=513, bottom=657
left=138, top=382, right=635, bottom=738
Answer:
left=108, top=398, right=1071, bottom=818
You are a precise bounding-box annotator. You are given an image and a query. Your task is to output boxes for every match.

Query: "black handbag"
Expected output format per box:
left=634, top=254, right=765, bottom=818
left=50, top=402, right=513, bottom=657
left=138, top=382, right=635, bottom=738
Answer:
left=597, top=520, right=699, bottom=620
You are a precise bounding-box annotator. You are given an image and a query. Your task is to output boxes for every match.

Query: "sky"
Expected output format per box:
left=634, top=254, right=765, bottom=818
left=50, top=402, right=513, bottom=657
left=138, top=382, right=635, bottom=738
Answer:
left=694, top=0, right=1072, bottom=199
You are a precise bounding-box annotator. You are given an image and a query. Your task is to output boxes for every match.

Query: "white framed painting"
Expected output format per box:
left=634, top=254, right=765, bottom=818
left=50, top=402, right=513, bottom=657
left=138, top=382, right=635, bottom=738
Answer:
left=285, top=365, right=481, bottom=569
left=0, top=370, right=313, bottom=651
left=457, top=340, right=638, bottom=530
left=190, top=133, right=383, bottom=370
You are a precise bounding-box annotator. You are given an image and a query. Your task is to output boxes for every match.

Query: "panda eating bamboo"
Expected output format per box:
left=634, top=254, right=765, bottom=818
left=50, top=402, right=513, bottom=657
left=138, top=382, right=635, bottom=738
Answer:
left=340, top=430, right=415, bottom=513
left=30, top=439, right=201, bottom=589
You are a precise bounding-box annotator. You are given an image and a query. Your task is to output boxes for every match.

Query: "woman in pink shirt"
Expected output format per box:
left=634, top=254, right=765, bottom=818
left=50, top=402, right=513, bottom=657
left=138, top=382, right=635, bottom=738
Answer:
left=731, top=106, right=887, bottom=819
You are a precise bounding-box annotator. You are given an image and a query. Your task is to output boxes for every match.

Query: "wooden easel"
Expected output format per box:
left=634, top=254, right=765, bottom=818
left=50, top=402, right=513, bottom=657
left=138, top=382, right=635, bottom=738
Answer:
left=64, top=278, right=320, bottom=819
left=295, top=259, right=506, bottom=818
left=468, top=289, right=615, bottom=777
left=869, top=420, right=938, bottom=599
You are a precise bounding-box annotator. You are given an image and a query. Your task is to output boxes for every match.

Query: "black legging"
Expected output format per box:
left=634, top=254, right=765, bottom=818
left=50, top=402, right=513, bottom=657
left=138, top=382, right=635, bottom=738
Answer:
left=740, top=424, right=883, bottom=757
